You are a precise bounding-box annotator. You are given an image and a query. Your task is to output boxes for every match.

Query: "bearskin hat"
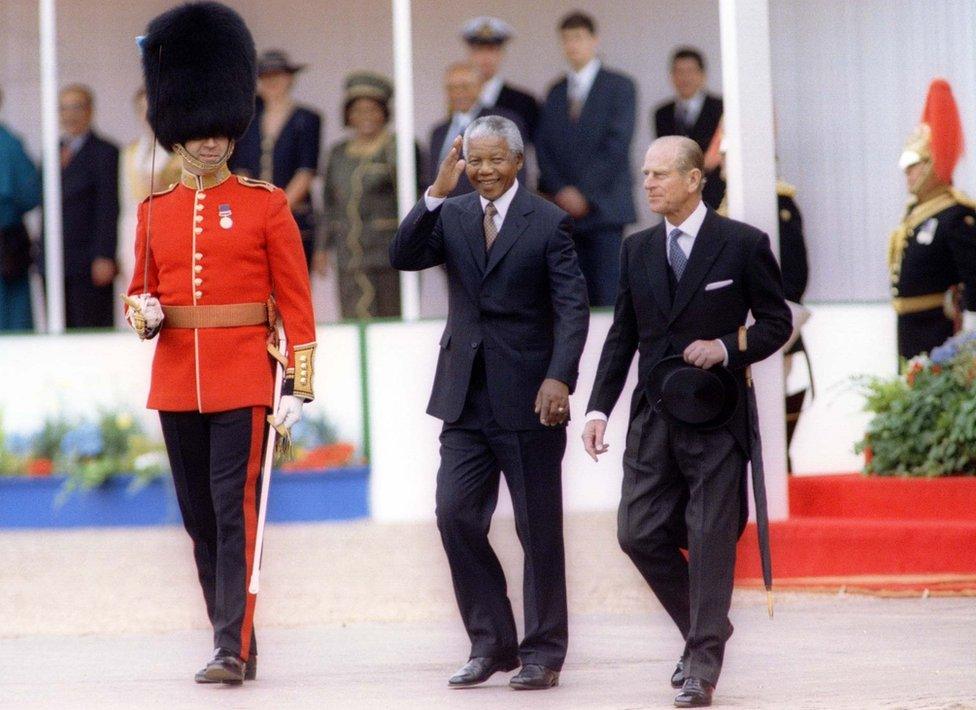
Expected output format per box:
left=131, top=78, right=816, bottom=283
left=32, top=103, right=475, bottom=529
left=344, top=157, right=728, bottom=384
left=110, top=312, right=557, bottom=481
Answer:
left=141, top=2, right=256, bottom=150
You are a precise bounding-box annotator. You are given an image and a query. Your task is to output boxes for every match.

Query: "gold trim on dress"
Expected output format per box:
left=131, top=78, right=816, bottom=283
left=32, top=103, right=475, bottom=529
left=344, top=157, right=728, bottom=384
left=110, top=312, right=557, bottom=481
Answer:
left=291, top=342, right=316, bottom=400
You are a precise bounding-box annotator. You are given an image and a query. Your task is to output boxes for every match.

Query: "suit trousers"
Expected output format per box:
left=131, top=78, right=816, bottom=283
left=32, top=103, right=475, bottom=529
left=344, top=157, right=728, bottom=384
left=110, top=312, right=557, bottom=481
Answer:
left=159, top=407, right=266, bottom=661
left=617, top=399, right=746, bottom=687
left=436, top=354, right=568, bottom=670
left=573, top=226, right=623, bottom=308
left=64, top=274, right=113, bottom=329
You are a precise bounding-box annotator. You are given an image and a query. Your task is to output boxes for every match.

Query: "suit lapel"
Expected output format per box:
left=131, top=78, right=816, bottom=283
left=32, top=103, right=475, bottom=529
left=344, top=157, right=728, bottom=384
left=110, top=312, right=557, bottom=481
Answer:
left=669, top=208, right=727, bottom=323
left=485, top=186, right=532, bottom=277
left=640, top=223, right=672, bottom=316
left=457, top=192, right=487, bottom=275
left=573, top=70, right=604, bottom=134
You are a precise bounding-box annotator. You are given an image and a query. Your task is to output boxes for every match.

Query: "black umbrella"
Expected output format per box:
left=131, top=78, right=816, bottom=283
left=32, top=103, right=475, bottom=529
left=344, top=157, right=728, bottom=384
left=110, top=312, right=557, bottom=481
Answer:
left=745, top=367, right=774, bottom=619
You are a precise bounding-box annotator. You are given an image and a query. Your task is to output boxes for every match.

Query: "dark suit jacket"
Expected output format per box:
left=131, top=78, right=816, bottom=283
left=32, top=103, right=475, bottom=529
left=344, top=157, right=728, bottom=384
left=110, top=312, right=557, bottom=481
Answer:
left=654, top=94, right=724, bottom=208
left=390, top=185, right=589, bottom=430
left=586, top=206, right=791, bottom=452
left=494, top=83, right=539, bottom=140
left=60, top=132, right=119, bottom=277
left=536, top=67, right=637, bottom=232
left=429, top=106, right=527, bottom=198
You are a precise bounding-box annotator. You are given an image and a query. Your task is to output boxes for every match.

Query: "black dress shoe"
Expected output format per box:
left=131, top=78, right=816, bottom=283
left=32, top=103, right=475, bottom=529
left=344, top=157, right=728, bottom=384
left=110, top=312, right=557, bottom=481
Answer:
left=670, top=658, right=685, bottom=689
left=195, top=653, right=256, bottom=683
left=509, top=663, right=559, bottom=690
left=448, top=656, right=520, bottom=688
left=199, top=648, right=246, bottom=685
left=674, top=677, right=714, bottom=707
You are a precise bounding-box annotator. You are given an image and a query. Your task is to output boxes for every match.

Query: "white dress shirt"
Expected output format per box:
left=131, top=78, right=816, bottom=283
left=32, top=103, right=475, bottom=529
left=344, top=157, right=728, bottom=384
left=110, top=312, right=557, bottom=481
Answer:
left=585, top=199, right=728, bottom=424
left=567, top=58, right=601, bottom=106
left=675, top=90, right=706, bottom=130
left=424, top=179, right=520, bottom=234
left=479, top=76, right=504, bottom=108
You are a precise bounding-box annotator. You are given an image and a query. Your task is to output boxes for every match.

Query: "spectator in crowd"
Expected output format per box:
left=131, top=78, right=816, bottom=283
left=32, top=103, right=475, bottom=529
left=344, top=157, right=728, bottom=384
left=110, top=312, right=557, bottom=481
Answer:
left=0, top=88, right=41, bottom=331
left=462, top=16, right=539, bottom=140
left=429, top=62, right=526, bottom=199
left=58, top=84, right=119, bottom=329
left=230, top=49, right=322, bottom=266
left=116, top=86, right=181, bottom=328
left=321, top=72, right=421, bottom=319
left=653, top=47, right=724, bottom=208
left=536, top=11, right=637, bottom=307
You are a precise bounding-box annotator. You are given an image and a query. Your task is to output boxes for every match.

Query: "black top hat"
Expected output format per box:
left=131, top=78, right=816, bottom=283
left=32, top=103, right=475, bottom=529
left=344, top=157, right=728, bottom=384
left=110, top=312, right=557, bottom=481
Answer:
left=646, top=355, right=739, bottom=430
left=141, top=2, right=257, bottom=150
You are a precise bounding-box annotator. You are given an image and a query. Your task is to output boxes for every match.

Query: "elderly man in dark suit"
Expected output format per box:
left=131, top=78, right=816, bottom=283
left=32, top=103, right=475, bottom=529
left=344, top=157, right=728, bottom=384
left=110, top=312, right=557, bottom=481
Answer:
left=653, top=48, right=724, bottom=208
left=391, top=115, right=588, bottom=691
left=429, top=62, right=526, bottom=198
left=582, top=136, right=791, bottom=708
left=536, top=10, right=637, bottom=307
left=58, top=84, right=120, bottom=328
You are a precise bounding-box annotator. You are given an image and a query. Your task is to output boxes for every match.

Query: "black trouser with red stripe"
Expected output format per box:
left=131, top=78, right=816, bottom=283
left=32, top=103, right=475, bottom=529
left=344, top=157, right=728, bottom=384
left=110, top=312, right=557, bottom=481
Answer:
left=160, top=406, right=267, bottom=662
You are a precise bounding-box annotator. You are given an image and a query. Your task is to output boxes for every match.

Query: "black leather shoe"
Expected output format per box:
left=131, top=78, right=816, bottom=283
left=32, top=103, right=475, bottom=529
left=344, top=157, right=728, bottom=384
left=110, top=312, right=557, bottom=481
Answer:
left=448, top=656, right=520, bottom=688
left=195, top=653, right=256, bottom=683
left=674, top=677, right=714, bottom=707
left=670, top=658, right=685, bottom=689
left=199, top=648, right=246, bottom=685
left=509, top=663, right=559, bottom=690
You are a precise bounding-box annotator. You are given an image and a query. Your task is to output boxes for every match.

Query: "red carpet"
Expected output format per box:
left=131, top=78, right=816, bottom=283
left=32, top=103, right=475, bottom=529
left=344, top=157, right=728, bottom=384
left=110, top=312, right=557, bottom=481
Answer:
left=734, top=474, right=976, bottom=595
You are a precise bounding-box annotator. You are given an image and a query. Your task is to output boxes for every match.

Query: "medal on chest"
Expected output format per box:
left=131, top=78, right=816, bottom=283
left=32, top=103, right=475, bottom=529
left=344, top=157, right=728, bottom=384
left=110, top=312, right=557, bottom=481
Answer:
left=218, top=203, right=233, bottom=230
left=915, top=217, right=937, bottom=245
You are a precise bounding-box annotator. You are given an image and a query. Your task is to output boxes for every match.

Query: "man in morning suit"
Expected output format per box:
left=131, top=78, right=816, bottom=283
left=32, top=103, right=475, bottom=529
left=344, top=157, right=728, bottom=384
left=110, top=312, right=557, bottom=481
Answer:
left=390, top=116, right=588, bottom=691
left=429, top=62, right=526, bottom=198
left=536, top=10, right=637, bottom=307
left=58, top=84, right=120, bottom=328
left=653, top=48, right=724, bottom=209
left=462, top=16, right=540, bottom=140
left=582, top=137, right=791, bottom=707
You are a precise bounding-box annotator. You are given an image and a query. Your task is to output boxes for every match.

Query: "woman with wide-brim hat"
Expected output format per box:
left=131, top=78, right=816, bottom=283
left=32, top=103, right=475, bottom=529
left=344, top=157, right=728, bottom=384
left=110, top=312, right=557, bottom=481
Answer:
left=230, top=49, right=322, bottom=267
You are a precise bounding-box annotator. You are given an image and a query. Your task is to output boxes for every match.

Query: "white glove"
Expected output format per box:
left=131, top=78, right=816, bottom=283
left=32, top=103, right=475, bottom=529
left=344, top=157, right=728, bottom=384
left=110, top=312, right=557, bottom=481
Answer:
left=964, top=310, right=976, bottom=332
left=273, top=395, right=303, bottom=431
left=126, top=294, right=164, bottom=331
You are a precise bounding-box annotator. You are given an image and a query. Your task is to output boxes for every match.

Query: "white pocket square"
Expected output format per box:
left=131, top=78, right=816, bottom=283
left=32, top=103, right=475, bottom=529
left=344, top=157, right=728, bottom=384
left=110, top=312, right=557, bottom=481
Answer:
left=705, top=279, right=734, bottom=291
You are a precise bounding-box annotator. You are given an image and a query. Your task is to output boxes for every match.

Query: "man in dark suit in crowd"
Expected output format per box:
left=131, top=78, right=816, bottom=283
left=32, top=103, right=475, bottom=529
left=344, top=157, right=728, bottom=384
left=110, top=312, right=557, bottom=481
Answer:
left=462, top=16, right=539, bottom=140
left=58, top=84, right=119, bottom=328
left=653, top=48, right=724, bottom=208
left=536, top=10, right=636, bottom=307
left=391, top=116, right=588, bottom=691
left=582, top=136, right=791, bottom=707
left=429, top=62, right=527, bottom=198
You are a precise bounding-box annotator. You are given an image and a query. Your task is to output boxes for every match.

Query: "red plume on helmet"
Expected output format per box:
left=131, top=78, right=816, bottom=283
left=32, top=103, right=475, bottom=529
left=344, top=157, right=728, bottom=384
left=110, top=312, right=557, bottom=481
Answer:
left=920, top=78, right=964, bottom=184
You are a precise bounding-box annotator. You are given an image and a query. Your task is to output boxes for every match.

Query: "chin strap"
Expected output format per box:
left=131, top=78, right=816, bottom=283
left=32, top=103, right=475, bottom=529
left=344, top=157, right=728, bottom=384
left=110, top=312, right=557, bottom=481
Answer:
left=173, top=140, right=235, bottom=173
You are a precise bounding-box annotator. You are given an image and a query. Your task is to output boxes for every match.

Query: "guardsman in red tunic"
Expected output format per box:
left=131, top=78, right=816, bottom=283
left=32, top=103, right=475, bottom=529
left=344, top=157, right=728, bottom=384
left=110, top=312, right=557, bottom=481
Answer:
left=124, top=2, right=316, bottom=684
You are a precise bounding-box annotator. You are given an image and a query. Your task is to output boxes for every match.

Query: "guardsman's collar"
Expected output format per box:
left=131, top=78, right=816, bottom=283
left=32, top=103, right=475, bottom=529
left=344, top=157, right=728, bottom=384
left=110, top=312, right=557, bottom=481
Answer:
left=179, top=162, right=232, bottom=190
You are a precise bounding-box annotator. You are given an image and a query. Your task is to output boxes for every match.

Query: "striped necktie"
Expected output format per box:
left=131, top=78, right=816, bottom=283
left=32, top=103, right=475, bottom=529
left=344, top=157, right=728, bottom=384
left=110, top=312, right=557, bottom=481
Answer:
left=668, top=228, right=687, bottom=281
left=484, top=202, right=498, bottom=251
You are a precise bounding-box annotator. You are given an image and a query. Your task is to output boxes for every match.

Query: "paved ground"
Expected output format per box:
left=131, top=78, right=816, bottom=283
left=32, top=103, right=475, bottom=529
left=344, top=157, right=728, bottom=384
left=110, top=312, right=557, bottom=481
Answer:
left=1, top=514, right=975, bottom=709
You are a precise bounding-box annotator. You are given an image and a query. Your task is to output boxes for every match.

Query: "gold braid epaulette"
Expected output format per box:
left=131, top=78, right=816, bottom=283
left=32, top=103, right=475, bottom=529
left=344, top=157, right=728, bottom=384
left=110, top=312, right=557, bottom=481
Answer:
left=887, top=188, right=960, bottom=282
left=715, top=179, right=797, bottom=219
left=237, top=175, right=276, bottom=192
left=776, top=180, right=797, bottom=198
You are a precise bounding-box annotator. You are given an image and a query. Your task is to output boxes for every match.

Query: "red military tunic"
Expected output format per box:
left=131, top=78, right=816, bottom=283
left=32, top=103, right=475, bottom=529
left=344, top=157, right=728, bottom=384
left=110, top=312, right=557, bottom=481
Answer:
left=127, top=165, right=316, bottom=412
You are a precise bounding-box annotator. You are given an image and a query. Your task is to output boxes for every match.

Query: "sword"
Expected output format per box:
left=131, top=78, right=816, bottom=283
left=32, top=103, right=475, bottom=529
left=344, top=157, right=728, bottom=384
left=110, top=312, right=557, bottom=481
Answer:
left=249, top=324, right=288, bottom=595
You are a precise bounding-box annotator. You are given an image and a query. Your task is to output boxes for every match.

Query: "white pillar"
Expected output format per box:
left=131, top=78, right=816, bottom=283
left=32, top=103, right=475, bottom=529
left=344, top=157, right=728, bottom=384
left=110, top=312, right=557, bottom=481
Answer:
left=392, top=0, right=421, bottom=321
left=39, top=0, right=65, bottom=333
left=719, top=0, right=788, bottom=520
